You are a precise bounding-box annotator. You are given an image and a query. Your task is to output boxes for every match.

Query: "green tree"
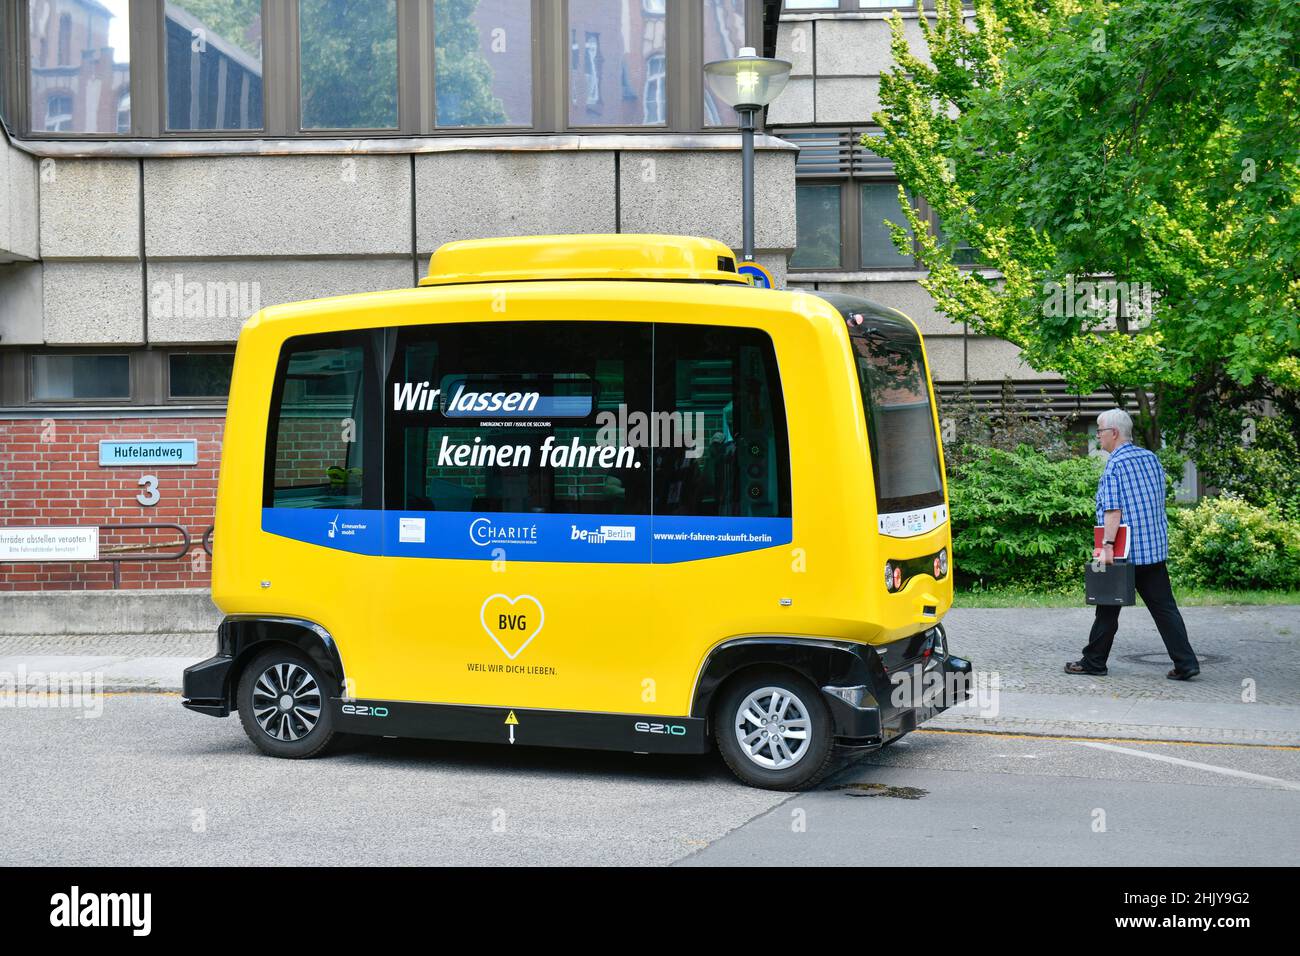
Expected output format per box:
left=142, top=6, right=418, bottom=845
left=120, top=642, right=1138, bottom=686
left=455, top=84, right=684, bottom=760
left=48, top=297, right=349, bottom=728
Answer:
left=871, top=0, right=1300, bottom=454
left=434, top=0, right=508, bottom=126
left=168, top=0, right=263, bottom=58
left=299, top=0, right=399, bottom=129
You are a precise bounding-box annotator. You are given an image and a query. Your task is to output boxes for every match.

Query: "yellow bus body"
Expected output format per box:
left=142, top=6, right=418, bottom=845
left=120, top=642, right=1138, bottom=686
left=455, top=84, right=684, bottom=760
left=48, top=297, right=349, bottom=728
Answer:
left=186, top=235, right=970, bottom=789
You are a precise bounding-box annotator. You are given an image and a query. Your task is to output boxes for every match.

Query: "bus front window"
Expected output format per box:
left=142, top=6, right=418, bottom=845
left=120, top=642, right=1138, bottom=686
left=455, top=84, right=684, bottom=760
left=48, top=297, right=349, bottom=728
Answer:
left=849, top=323, right=944, bottom=515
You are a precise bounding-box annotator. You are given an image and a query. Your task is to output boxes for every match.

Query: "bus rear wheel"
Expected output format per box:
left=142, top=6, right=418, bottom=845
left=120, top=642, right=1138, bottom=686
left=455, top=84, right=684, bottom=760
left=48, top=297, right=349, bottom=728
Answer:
left=236, top=648, right=337, bottom=758
left=714, top=669, right=834, bottom=791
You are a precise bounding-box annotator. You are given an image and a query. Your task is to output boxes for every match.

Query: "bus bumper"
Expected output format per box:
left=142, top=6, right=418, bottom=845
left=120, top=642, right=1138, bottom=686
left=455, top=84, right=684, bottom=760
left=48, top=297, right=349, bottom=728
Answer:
left=824, top=637, right=973, bottom=748
left=182, top=654, right=234, bottom=717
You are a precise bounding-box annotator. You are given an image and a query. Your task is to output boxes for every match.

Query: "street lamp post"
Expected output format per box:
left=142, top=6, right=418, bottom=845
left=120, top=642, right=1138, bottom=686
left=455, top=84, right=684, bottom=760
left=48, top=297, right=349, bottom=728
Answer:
left=704, top=47, right=792, bottom=263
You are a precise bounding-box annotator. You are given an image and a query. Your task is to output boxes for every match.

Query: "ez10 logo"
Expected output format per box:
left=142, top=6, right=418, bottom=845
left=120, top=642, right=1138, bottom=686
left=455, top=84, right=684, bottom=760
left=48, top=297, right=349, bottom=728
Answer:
left=634, top=721, right=687, bottom=736
left=341, top=704, right=389, bottom=717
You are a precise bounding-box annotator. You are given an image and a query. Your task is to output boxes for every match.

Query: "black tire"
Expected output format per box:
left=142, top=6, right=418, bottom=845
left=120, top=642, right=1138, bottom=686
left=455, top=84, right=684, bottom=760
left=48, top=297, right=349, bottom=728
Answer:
left=714, top=668, right=835, bottom=791
left=236, top=647, right=337, bottom=759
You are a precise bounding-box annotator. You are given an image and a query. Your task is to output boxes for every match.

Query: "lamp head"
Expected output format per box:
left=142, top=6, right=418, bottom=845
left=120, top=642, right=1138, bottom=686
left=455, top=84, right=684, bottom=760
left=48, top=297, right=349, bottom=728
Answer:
left=704, top=47, right=792, bottom=112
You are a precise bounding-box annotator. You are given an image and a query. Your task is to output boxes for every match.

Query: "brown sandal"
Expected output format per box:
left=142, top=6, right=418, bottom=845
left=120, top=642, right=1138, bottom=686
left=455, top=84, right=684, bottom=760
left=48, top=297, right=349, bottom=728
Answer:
left=1065, top=660, right=1108, bottom=676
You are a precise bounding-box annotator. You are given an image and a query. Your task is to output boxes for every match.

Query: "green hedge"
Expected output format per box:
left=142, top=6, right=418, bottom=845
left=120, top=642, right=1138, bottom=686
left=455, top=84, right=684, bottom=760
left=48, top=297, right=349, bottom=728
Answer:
left=948, top=445, right=1102, bottom=590
left=948, top=444, right=1300, bottom=592
left=1168, top=497, right=1300, bottom=590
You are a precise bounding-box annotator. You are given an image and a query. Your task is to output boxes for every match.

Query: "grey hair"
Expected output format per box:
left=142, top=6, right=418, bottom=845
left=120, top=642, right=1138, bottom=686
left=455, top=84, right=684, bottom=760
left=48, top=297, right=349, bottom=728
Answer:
left=1097, top=408, right=1134, bottom=441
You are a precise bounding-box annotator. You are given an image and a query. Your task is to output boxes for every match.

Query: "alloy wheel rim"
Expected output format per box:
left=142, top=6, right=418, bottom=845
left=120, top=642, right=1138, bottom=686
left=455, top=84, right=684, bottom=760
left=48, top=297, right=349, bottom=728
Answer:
left=252, top=662, right=321, bottom=742
left=734, top=685, right=811, bottom=770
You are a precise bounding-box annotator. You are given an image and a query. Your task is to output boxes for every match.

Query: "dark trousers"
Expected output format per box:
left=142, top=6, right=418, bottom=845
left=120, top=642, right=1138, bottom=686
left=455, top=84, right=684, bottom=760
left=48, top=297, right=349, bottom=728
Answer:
left=1082, top=560, right=1199, bottom=672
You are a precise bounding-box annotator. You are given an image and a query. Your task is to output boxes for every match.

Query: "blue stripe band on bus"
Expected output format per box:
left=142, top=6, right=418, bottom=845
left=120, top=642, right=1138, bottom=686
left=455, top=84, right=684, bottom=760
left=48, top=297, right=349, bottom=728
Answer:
left=260, top=509, right=792, bottom=563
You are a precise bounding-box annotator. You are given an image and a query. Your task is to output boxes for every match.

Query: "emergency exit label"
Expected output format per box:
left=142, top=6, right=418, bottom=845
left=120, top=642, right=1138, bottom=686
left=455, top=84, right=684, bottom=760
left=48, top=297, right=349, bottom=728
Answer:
left=99, top=440, right=198, bottom=466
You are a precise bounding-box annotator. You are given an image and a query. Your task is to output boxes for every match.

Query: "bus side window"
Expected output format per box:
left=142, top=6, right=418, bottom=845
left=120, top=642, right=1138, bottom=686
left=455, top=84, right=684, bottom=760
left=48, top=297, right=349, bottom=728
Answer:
left=383, top=322, right=652, bottom=516
left=652, top=325, right=791, bottom=519
left=264, top=332, right=381, bottom=510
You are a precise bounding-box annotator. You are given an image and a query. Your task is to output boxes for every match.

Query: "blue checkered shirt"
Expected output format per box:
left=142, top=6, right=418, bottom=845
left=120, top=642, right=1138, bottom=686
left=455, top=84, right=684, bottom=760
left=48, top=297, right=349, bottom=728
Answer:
left=1096, top=442, right=1169, bottom=565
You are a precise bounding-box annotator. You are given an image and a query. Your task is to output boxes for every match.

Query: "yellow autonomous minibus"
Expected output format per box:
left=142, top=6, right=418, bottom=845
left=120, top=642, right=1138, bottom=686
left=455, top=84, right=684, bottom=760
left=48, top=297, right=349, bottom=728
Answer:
left=183, top=234, right=971, bottom=790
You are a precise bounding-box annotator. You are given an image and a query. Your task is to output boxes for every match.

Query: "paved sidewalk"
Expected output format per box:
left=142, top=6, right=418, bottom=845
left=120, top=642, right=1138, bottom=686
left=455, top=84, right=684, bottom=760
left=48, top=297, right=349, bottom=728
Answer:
left=926, top=605, right=1300, bottom=744
left=1, top=605, right=1296, bottom=744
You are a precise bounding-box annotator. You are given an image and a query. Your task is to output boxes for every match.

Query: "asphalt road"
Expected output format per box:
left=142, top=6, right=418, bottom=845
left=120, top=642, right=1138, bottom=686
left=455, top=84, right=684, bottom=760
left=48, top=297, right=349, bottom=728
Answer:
left=3, top=693, right=1296, bottom=866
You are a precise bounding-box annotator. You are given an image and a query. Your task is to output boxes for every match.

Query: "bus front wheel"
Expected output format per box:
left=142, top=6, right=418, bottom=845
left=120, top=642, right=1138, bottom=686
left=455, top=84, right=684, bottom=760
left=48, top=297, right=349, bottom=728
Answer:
left=236, top=648, right=338, bottom=758
left=714, top=669, right=834, bottom=791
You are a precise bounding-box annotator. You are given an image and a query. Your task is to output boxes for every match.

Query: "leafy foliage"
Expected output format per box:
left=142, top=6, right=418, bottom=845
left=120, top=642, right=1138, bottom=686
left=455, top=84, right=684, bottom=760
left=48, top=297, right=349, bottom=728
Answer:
left=434, top=0, right=509, bottom=126
left=1168, top=497, right=1300, bottom=589
left=948, top=444, right=1102, bottom=588
left=299, top=0, right=399, bottom=129
left=1181, top=414, right=1300, bottom=519
left=170, top=0, right=263, bottom=58
left=872, top=0, right=1300, bottom=453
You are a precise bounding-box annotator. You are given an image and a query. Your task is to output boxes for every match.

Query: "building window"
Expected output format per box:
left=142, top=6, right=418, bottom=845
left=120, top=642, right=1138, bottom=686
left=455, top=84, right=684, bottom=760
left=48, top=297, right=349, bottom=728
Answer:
left=568, top=0, right=665, bottom=126
left=791, top=183, right=842, bottom=269
left=702, top=0, right=747, bottom=127
left=28, top=0, right=130, bottom=134
left=582, top=32, right=601, bottom=109
left=299, top=0, right=398, bottom=130
left=116, top=89, right=131, bottom=133
left=859, top=181, right=914, bottom=268
left=165, top=2, right=264, bottom=132
left=44, top=92, right=73, bottom=131
left=168, top=353, right=236, bottom=400
left=781, top=127, right=952, bottom=272
left=434, top=0, right=532, bottom=127
left=643, top=54, right=666, bottom=124
left=31, top=354, right=131, bottom=401
left=57, top=14, right=71, bottom=66
left=20, top=0, right=748, bottom=138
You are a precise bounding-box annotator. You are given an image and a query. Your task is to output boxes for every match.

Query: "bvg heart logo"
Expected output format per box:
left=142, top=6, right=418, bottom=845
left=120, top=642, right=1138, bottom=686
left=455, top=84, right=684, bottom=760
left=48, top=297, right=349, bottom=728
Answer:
left=480, top=594, right=545, bottom=660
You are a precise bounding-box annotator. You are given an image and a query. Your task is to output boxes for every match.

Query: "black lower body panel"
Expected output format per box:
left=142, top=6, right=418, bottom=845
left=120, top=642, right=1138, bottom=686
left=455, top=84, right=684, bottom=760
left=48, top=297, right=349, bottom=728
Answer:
left=333, top=698, right=710, bottom=755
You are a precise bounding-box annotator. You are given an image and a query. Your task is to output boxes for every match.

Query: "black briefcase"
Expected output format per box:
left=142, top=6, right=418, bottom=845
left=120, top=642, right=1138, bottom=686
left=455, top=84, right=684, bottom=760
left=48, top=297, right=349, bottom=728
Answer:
left=1086, top=559, right=1136, bottom=606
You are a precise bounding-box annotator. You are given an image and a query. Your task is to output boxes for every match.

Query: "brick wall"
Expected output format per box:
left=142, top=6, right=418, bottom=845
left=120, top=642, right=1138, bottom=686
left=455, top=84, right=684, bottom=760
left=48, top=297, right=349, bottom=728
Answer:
left=0, top=417, right=223, bottom=591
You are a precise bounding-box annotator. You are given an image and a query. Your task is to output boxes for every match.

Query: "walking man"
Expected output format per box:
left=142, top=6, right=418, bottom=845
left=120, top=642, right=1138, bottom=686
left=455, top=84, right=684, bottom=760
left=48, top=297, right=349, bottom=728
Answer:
left=1065, top=408, right=1201, bottom=680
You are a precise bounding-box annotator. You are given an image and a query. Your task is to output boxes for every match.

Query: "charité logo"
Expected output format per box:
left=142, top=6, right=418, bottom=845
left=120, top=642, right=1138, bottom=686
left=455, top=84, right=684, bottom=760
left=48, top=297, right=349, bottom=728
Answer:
left=469, top=517, right=538, bottom=547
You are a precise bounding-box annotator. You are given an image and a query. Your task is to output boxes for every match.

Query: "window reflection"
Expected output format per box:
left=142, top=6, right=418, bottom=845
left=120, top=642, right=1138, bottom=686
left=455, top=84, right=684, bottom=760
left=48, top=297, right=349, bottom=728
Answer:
left=300, top=0, right=398, bottom=130
left=703, top=0, right=747, bottom=126
left=435, top=0, right=532, bottom=127
left=165, top=2, right=264, bottom=131
left=860, top=182, right=914, bottom=268
left=791, top=184, right=841, bottom=269
left=568, top=0, right=666, bottom=126
left=32, top=354, right=131, bottom=401
left=28, top=0, right=130, bottom=134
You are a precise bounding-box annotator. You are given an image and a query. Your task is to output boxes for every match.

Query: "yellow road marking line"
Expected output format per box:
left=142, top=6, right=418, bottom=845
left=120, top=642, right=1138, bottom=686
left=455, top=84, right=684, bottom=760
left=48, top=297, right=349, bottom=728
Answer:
left=916, top=728, right=1300, bottom=751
